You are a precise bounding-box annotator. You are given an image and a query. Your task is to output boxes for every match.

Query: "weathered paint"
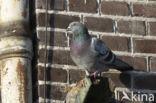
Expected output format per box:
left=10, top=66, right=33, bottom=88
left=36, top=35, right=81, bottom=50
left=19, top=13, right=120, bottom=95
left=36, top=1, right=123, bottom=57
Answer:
left=0, top=58, right=32, bottom=103
left=0, top=38, right=33, bottom=103
left=0, top=0, right=29, bottom=22
left=0, top=36, right=32, bottom=57
left=0, top=0, right=32, bottom=103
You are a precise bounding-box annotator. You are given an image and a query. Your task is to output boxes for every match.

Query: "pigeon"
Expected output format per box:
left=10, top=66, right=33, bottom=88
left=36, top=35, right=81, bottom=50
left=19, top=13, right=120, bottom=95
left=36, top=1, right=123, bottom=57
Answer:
left=67, top=22, right=133, bottom=77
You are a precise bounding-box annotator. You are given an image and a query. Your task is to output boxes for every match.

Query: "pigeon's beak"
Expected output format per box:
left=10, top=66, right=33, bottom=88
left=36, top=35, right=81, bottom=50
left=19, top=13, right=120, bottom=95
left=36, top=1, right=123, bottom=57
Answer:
left=66, top=26, right=71, bottom=32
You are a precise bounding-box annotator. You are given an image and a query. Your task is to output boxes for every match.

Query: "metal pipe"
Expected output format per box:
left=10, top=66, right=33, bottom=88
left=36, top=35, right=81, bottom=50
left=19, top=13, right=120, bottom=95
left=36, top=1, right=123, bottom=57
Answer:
left=1, top=0, right=29, bottom=22
left=0, top=0, right=32, bottom=103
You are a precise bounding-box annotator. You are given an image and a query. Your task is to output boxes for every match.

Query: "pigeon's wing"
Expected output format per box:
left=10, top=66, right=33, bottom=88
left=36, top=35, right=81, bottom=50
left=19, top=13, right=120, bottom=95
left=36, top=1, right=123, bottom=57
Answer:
left=91, top=37, right=115, bottom=64
left=91, top=37, right=133, bottom=71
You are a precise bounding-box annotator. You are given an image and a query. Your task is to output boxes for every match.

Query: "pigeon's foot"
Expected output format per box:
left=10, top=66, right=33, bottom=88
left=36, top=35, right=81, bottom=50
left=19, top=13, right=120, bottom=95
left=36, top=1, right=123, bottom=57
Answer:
left=89, top=72, right=97, bottom=78
left=80, top=80, right=85, bottom=87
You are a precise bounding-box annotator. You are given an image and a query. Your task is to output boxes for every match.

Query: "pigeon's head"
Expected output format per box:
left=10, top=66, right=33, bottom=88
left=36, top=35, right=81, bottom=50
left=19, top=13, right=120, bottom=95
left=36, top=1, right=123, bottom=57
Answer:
left=67, top=22, right=88, bottom=34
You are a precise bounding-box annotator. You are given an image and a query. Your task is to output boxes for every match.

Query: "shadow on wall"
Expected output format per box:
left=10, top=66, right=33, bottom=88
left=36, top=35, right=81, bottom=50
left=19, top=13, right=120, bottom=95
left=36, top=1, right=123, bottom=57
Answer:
left=42, top=0, right=55, bottom=100
left=33, top=0, right=56, bottom=102
left=40, top=0, right=56, bottom=100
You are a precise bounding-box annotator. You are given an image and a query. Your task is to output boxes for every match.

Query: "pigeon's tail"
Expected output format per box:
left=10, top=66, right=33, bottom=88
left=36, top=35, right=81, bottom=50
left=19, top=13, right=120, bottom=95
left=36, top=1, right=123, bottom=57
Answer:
left=111, top=58, right=133, bottom=72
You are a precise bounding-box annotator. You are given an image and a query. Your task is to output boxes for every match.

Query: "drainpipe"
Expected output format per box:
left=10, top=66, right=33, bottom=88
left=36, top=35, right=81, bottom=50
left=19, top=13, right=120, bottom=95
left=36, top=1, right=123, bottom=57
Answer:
left=0, top=0, right=32, bottom=103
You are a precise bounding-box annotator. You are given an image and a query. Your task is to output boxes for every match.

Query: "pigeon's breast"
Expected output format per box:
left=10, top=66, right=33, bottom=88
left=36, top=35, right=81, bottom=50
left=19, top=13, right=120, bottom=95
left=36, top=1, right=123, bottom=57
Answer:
left=71, top=42, right=86, bottom=56
left=71, top=42, right=96, bottom=70
left=71, top=52, right=96, bottom=70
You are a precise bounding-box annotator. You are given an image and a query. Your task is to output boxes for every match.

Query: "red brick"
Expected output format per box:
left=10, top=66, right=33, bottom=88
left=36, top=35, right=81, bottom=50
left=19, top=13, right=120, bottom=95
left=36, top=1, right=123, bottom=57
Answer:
left=69, top=0, right=97, bottom=13
left=49, top=68, right=67, bottom=83
left=150, top=58, right=156, bottom=72
left=36, top=13, right=46, bottom=27
left=38, top=66, right=67, bottom=83
left=49, top=0, right=65, bottom=10
left=133, top=74, right=156, bottom=90
left=69, top=70, right=85, bottom=83
left=52, top=50, right=75, bottom=65
left=101, top=1, right=129, bottom=16
left=38, top=49, right=46, bottom=63
left=101, top=36, right=129, bottom=51
left=38, top=85, right=67, bottom=100
left=148, top=22, right=156, bottom=36
left=38, top=66, right=45, bottom=80
left=133, top=4, right=156, bottom=17
left=38, top=31, right=67, bottom=47
left=38, top=49, right=75, bottom=65
left=51, top=14, right=80, bottom=29
left=117, top=56, right=147, bottom=71
left=85, top=17, right=113, bottom=32
left=37, top=13, right=80, bottom=28
left=101, top=72, right=131, bottom=88
left=36, top=0, right=46, bottom=9
left=36, top=0, right=65, bottom=10
left=117, top=20, right=145, bottom=35
left=134, top=39, right=156, bottom=53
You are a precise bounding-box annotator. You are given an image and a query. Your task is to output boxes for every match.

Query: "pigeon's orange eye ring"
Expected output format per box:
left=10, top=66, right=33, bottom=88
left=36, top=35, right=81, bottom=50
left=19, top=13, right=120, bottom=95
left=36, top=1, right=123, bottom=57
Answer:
left=73, top=24, right=77, bottom=26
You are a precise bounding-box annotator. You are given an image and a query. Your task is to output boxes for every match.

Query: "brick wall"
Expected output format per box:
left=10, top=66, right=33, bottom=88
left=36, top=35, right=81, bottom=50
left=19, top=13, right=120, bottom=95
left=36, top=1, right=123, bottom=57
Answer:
left=35, top=0, right=156, bottom=103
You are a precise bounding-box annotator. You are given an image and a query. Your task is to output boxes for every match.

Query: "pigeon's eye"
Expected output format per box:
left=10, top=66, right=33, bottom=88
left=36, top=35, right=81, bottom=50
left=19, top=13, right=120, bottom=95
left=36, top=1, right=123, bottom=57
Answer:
left=73, top=24, right=77, bottom=26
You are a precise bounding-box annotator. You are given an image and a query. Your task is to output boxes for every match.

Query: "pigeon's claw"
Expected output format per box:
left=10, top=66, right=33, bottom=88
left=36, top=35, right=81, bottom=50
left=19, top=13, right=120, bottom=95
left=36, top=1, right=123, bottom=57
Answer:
left=80, top=80, right=85, bottom=87
left=89, top=72, right=97, bottom=78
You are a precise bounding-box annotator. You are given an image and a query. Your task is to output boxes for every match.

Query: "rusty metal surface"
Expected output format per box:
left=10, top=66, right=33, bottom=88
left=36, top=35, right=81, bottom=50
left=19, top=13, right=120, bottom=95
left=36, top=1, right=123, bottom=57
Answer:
left=1, top=58, right=32, bottom=103
left=1, top=0, right=29, bottom=22
left=0, top=0, right=32, bottom=38
left=0, top=21, right=32, bottom=38
left=0, top=36, right=33, bottom=60
left=0, top=0, right=32, bottom=103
